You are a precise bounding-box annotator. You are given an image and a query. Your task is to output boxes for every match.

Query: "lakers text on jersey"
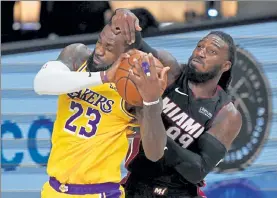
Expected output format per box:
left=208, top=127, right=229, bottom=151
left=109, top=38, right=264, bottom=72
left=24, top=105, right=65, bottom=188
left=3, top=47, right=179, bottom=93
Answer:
left=47, top=65, right=137, bottom=185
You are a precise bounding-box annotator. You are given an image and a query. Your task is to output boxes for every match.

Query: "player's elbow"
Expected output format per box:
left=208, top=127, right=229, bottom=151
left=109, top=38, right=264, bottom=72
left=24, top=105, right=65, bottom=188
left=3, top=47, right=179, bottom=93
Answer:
left=187, top=176, right=203, bottom=185
left=189, top=159, right=212, bottom=184
left=187, top=166, right=207, bottom=184
left=33, top=72, right=52, bottom=95
left=145, top=154, right=164, bottom=162
left=34, top=73, right=45, bottom=95
left=144, top=149, right=164, bottom=162
left=175, top=160, right=208, bottom=184
left=143, top=137, right=166, bottom=162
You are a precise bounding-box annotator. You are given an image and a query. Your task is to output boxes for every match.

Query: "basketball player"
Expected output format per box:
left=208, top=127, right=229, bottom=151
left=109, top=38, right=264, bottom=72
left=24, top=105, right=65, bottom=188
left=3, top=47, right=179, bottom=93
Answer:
left=122, top=31, right=243, bottom=197
left=109, top=9, right=242, bottom=197
left=33, top=11, right=173, bottom=197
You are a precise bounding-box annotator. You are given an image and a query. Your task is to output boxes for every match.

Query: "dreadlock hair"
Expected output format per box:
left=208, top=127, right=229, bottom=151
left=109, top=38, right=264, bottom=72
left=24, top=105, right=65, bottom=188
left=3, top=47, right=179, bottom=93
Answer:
left=208, top=31, right=236, bottom=92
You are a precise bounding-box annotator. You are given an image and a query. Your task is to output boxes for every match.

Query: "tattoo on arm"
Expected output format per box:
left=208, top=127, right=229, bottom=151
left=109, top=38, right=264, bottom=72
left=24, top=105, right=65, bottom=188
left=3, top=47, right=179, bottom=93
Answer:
left=208, top=102, right=242, bottom=150
left=57, top=43, right=92, bottom=71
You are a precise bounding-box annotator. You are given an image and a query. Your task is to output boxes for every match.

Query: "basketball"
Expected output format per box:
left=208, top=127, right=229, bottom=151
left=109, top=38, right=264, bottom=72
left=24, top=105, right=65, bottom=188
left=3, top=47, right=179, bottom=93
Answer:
left=114, top=51, right=167, bottom=106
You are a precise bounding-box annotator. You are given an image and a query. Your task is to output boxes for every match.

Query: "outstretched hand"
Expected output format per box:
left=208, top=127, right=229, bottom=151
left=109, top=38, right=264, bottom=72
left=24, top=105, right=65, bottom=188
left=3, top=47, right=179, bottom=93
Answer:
left=111, top=8, right=142, bottom=45
left=129, top=53, right=170, bottom=103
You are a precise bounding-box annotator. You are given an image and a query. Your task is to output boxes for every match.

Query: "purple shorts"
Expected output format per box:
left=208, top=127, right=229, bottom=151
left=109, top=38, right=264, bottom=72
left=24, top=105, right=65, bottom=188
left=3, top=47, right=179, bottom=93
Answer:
left=49, top=177, right=122, bottom=197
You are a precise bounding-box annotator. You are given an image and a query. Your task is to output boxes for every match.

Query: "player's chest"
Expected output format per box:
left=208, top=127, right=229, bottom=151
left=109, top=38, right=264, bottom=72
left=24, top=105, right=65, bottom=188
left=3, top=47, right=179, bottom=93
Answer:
left=161, top=94, right=217, bottom=148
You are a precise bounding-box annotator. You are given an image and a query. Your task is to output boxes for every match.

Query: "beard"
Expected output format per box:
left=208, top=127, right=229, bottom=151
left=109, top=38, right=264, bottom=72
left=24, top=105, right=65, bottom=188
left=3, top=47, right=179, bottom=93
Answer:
left=186, top=56, right=221, bottom=84
left=87, top=51, right=112, bottom=72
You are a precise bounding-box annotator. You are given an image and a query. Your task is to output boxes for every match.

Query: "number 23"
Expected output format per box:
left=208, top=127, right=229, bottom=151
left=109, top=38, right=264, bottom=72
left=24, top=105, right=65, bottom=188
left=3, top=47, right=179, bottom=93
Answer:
left=64, top=101, right=101, bottom=138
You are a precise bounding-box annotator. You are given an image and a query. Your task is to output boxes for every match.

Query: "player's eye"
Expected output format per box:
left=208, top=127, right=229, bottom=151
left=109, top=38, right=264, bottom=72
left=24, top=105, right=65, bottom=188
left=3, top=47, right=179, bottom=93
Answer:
left=106, top=46, right=113, bottom=52
left=209, top=49, right=216, bottom=54
left=197, top=44, right=204, bottom=49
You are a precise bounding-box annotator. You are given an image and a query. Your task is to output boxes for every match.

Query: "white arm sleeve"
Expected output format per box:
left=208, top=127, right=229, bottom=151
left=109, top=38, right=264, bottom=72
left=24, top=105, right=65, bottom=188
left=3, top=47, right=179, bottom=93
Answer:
left=34, top=61, right=103, bottom=95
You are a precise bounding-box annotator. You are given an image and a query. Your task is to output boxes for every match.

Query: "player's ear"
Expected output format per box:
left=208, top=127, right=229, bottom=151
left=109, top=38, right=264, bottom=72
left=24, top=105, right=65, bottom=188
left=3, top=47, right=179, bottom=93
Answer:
left=222, top=61, right=231, bottom=72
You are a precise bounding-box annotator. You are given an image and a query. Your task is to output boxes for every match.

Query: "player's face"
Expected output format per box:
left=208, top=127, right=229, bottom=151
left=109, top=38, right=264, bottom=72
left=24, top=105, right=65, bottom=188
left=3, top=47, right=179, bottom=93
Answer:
left=93, top=25, right=126, bottom=71
left=187, top=34, right=231, bottom=83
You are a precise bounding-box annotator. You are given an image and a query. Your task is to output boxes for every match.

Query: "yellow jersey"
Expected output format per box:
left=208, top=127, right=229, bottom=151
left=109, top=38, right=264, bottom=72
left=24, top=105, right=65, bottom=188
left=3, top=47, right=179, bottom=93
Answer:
left=47, top=63, right=137, bottom=184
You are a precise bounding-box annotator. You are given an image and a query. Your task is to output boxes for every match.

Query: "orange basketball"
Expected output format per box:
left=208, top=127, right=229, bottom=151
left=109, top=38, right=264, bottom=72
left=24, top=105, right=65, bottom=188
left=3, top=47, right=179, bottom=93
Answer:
left=114, top=51, right=167, bottom=106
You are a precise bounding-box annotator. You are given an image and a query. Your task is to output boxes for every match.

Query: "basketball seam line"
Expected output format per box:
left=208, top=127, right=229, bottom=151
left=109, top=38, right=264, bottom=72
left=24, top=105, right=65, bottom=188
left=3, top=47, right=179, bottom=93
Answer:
left=117, top=68, right=139, bottom=77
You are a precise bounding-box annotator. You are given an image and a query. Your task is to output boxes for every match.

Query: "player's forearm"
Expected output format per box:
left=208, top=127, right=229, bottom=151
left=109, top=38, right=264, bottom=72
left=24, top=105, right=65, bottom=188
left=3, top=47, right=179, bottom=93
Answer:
left=140, top=101, right=167, bottom=162
left=138, top=39, right=159, bottom=58
left=34, top=61, right=105, bottom=95
left=165, top=134, right=226, bottom=184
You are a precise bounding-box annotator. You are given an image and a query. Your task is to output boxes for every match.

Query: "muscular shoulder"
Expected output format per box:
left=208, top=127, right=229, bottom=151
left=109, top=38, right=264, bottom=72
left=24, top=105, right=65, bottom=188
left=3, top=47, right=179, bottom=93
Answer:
left=57, top=43, right=92, bottom=71
left=216, top=102, right=242, bottom=125
left=156, top=50, right=182, bottom=86
left=209, top=102, right=242, bottom=150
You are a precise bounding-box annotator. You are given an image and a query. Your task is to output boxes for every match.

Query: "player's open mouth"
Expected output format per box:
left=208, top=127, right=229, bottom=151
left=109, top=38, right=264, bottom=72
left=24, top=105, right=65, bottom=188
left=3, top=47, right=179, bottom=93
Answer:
left=93, top=56, right=103, bottom=65
left=191, top=58, right=204, bottom=68
left=192, top=58, right=203, bottom=64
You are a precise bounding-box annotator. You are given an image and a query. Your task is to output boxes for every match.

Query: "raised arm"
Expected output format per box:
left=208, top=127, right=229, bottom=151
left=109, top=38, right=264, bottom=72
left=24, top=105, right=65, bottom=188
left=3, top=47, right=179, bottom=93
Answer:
left=164, top=102, right=242, bottom=184
left=33, top=43, right=128, bottom=95
left=128, top=53, right=170, bottom=162
left=140, top=43, right=182, bottom=86
left=109, top=8, right=182, bottom=85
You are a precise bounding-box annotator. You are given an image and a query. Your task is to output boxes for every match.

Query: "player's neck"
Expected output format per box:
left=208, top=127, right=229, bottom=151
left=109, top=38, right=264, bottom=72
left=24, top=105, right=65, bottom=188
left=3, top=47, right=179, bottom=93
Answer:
left=188, top=78, right=219, bottom=99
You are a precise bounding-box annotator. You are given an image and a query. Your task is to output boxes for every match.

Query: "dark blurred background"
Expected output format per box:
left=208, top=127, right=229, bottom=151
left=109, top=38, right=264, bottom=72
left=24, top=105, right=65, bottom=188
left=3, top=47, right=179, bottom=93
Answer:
left=2, top=1, right=277, bottom=43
